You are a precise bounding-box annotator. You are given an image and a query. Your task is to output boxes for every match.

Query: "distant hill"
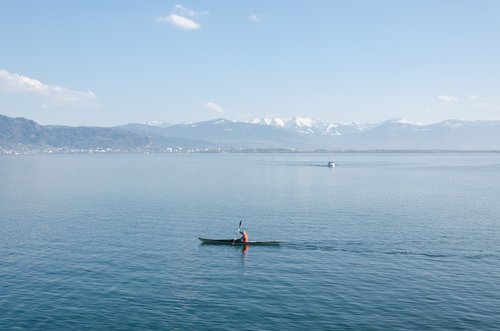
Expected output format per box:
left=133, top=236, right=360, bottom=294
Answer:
left=1, top=114, right=500, bottom=153
left=138, top=119, right=308, bottom=149
left=0, top=115, right=151, bottom=150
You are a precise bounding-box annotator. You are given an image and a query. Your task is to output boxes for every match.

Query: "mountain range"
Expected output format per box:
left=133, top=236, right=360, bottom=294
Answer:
left=1, top=114, right=500, bottom=153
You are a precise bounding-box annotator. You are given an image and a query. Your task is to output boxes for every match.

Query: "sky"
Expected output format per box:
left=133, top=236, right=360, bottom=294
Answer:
left=1, top=0, right=499, bottom=126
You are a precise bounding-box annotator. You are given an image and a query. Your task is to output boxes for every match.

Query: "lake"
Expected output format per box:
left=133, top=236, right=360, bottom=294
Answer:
left=1, top=153, right=499, bottom=330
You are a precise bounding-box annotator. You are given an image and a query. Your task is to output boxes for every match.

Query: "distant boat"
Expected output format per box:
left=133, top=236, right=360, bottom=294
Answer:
left=327, top=161, right=335, bottom=168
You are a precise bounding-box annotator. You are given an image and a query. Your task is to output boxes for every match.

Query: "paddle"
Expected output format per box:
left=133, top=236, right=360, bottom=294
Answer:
left=232, top=221, right=243, bottom=245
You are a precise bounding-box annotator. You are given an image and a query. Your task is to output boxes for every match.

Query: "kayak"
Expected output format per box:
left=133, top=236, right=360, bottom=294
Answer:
left=198, top=238, right=280, bottom=246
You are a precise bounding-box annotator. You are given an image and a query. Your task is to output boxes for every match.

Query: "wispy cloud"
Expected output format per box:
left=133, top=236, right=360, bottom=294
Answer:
left=157, top=5, right=208, bottom=30
left=248, top=14, right=262, bottom=23
left=172, top=5, right=208, bottom=18
left=0, top=69, right=96, bottom=104
left=204, top=101, right=225, bottom=114
left=438, top=95, right=459, bottom=103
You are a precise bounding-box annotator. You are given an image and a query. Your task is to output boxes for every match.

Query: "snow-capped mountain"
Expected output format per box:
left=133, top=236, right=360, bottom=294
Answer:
left=249, top=117, right=373, bottom=136
left=249, top=117, right=288, bottom=128
left=127, top=116, right=500, bottom=150
left=2, top=114, right=500, bottom=152
left=250, top=117, right=318, bottom=130
left=247, top=116, right=500, bottom=149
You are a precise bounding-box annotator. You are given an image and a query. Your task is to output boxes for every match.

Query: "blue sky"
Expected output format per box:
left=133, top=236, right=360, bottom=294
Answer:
left=1, top=0, right=499, bottom=126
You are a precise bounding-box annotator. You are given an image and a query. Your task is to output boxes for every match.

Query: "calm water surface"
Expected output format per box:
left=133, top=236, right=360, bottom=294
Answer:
left=1, top=153, right=499, bottom=330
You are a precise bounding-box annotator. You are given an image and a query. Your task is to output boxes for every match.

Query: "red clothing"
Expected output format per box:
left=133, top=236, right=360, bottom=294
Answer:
left=242, top=233, right=249, bottom=242
left=239, top=231, right=249, bottom=242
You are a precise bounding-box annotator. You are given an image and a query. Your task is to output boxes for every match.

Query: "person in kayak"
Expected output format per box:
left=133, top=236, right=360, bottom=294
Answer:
left=238, top=230, right=249, bottom=243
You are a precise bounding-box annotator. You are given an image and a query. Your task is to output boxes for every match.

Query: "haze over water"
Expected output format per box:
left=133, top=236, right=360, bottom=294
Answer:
left=1, top=153, right=499, bottom=330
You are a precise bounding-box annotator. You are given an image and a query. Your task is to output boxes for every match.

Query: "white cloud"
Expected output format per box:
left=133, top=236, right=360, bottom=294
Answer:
left=0, top=69, right=96, bottom=104
left=159, top=14, right=200, bottom=30
left=157, top=5, right=208, bottom=30
left=467, top=94, right=478, bottom=99
left=204, top=101, right=225, bottom=114
left=248, top=14, right=262, bottom=23
left=438, top=95, right=459, bottom=103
